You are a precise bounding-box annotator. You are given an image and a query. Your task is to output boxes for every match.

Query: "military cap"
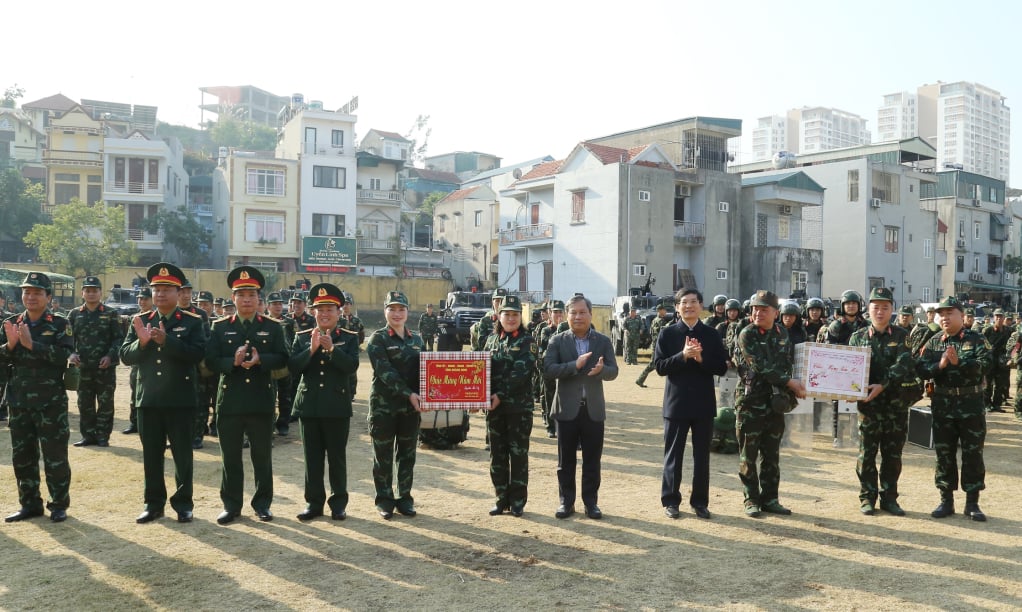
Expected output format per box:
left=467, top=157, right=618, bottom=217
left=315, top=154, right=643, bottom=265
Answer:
left=181, top=278, right=193, bottom=289
left=137, top=287, right=153, bottom=299
left=267, top=292, right=284, bottom=303
left=868, top=287, right=894, bottom=303
left=936, top=295, right=964, bottom=312
left=656, top=301, right=667, bottom=310
left=82, top=275, right=102, bottom=289
left=222, top=299, right=236, bottom=308
left=550, top=299, right=565, bottom=312
left=537, top=301, right=548, bottom=311
left=197, top=290, right=214, bottom=303
left=227, top=266, right=264, bottom=291
left=993, top=308, right=1005, bottom=316
left=20, top=271, right=52, bottom=292
left=499, top=295, right=523, bottom=313
left=147, top=262, right=186, bottom=287
left=925, top=305, right=936, bottom=313
left=629, top=305, right=638, bottom=312
left=289, top=292, right=307, bottom=303
left=899, top=305, right=914, bottom=316
left=749, top=290, right=779, bottom=309
left=492, top=288, right=508, bottom=301
left=385, top=291, right=409, bottom=307
left=308, top=283, right=345, bottom=308
left=964, top=306, right=976, bottom=316
left=213, top=297, right=224, bottom=306
left=426, top=303, right=434, bottom=308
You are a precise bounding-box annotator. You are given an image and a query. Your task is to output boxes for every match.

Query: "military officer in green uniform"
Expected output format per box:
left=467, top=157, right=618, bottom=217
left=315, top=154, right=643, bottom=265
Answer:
left=205, top=266, right=288, bottom=524
left=175, top=279, right=211, bottom=449
left=194, top=290, right=219, bottom=437
left=68, top=275, right=122, bottom=448
left=1, top=272, right=74, bottom=523
left=367, top=291, right=425, bottom=519
left=538, top=300, right=565, bottom=437
left=916, top=295, right=992, bottom=521
left=847, top=288, right=916, bottom=516
left=286, top=292, right=315, bottom=425
left=120, top=263, right=206, bottom=524
left=341, top=301, right=365, bottom=397
left=265, top=292, right=294, bottom=435
left=622, top=307, right=643, bottom=365
left=982, top=309, right=1011, bottom=413
left=123, top=288, right=152, bottom=435
left=480, top=295, right=537, bottom=517
left=733, top=290, right=806, bottom=517
left=418, top=303, right=439, bottom=351
left=292, top=283, right=361, bottom=521
left=636, top=302, right=671, bottom=387
left=470, top=288, right=507, bottom=350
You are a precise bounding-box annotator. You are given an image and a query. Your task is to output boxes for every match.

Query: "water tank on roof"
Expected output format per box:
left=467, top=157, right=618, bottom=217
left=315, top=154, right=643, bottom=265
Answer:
left=308, top=100, right=323, bottom=110
left=772, top=150, right=797, bottom=169
left=291, top=93, right=304, bottom=109
left=218, top=146, right=228, bottom=159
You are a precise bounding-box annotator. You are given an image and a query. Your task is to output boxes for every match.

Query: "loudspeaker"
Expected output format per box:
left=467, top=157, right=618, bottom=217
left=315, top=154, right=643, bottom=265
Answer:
left=908, top=406, right=934, bottom=449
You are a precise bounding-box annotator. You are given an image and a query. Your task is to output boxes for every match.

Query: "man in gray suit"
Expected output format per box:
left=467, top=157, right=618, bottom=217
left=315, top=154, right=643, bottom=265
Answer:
left=544, top=295, right=619, bottom=519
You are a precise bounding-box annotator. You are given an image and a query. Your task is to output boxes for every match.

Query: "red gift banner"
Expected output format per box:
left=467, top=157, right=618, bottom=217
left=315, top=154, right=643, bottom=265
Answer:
left=419, top=351, right=491, bottom=411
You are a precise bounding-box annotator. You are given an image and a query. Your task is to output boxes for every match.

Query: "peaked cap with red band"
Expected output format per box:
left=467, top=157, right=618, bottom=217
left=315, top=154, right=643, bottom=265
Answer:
left=308, top=283, right=345, bottom=308
left=227, top=266, right=265, bottom=291
left=146, top=262, right=186, bottom=287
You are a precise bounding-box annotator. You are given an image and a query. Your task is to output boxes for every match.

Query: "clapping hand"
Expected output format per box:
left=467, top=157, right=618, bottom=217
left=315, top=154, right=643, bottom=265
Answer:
left=588, top=356, right=605, bottom=376
left=682, top=337, right=703, bottom=363
left=133, top=316, right=151, bottom=347
left=4, top=319, right=19, bottom=350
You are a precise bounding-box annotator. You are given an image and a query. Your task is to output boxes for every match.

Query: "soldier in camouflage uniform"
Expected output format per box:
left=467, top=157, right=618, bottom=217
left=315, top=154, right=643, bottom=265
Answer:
left=123, top=288, right=152, bottom=435
left=470, top=288, right=507, bottom=350
left=982, top=309, right=1011, bottom=413
left=702, top=294, right=728, bottom=329
left=265, top=292, right=294, bottom=436
left=848, top=288, right=916, bottom=516
left=1007, top=324, right=1022, bottom=421
left=481, top=295, right=537, bottom=517
left=341, top=301, right=365, bottom=397
left=733, top=290, right=806, bottom=518
left=539, top=300, right=565, bottom=437
left=68, top=276, right=122, bottom=448
left=896, top=305, right=915, bottom=331
left=176, top=280, right=211, bottom=449
left=622, top=307, right=643, bottom=365
left=417, top=303, right=439, bottom=351
left=908, top=306, right=940, bottom=355
left=636, top=302, right=671, bottom=387
left=286, top=293, right=315, bottom=426
left=367, top=291, right=425, bottom=519
left=802, top=297, right=827, bottom=341
left=916, top=295, right=992, bottom=521
left=1, top=272, right=74, bottom=523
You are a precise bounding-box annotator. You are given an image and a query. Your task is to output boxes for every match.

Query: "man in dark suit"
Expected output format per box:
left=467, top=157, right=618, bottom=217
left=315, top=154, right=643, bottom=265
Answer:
left=544, top=295, right=618, bottom=519
left=654, top=288, right=728, bottom=520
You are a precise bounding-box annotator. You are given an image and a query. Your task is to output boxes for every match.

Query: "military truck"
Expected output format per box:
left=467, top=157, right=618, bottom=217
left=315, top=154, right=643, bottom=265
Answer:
left=105, top=285, right=141, bottom=316
left=436, top=290, right=491, bottom=350
left=607, top=275, right=674, bottom=356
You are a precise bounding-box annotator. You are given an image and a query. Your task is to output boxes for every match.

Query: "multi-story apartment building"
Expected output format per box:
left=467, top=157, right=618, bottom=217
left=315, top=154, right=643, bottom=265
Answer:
left=424, top=151, right=501, bottom=181
left=40, top=104, right=105, bottom=215
left=878, top=81, right=1010, bottom=182
left=199, top=85, right=291, bottom=128
left=752, top=108, right=870, bottom=160
left=921, top=170, right=1012, bottom=304
left=434, top=185, right=498, bottom=289
left=211, top=151, right=300, bottom=271
left=275, top=99, right=357, bottom=271
left=354, top=147, right=405, bottom=266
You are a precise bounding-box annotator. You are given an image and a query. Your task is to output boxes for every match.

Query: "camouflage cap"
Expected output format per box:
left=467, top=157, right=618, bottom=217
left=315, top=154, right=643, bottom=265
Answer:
left=749, top=290, right=779, bottom=309
left=899, top=305, right=914, bottom=316
left=82, top=275, right=102, bottom=289
left=20, top=271, right=52, bottom=293
left=492, top=288, right=508, bottom=301
left=936, top=295, right=964, bottom=312
left=499, top=295, right=523, bottom=312
left=993, top=308, right=1005, bottom=316
left=550, top=299, right=565, bottom=312
left=964, top=306, right=976, bottom=316
left=867, top=287, right=894, bottom=303
left=925, top=305, right=936, bottom=313
left=384, top=291, right=409, bottom=307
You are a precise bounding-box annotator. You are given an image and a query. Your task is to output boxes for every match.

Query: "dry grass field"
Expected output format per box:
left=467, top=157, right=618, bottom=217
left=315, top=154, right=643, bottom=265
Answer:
left=2, top=353, right=1021, bottom=611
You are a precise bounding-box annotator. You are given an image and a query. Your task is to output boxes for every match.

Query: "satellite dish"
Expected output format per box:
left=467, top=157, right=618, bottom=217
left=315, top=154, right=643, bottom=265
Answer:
left=512, top=168, right=523, bottom=179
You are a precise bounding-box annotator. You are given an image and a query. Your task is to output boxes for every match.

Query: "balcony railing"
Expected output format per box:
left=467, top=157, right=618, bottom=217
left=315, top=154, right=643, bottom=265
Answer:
left=357, top=237, right=398, bottom=251
left=127, top=228, right=163, bottom=242
left=357, top=189, right=401, bottom=203
left=104, top=180, right=165, bottom=196
left=42, top=149, right=103, bottom=167
left=498, top=223, right=554, bottom=245
left=303, top=142, right=350, bottom=156
left=673, top=221, right=706, bottom=245
left=189, top=203, right=213, bottom=215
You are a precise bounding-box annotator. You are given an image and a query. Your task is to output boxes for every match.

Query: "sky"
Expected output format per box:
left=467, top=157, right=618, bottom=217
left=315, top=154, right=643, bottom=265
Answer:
left=9, top=0, right=1021, bottom=185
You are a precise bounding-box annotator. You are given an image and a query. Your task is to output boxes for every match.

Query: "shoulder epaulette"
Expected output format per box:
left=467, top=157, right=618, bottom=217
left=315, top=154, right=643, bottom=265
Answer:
left=212, top=315, right=232, bottom=323
left=134, top=310, right=153, bottom=319
left=179, top=309, right=203, bottom=318
left=339, top=327, right=360, bottom=335
left=265, top=315, right=286, bottom=323
left=296, top=327, right=315, bottom=335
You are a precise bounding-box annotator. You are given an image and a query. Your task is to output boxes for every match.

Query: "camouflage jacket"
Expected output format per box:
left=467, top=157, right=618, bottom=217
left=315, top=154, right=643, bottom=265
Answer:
left=649, top=315, right=671, bottom=343
left=848, top=324, right=915, bottom=403
left=908, top=322, right=941, bottom=355
left=703, top=314, right=726, bottom=329
left=471, top=310, right=498, bottom=351
left=622, top=316, right=643, bottom=338
left=819, top=316, right=868, bottom=344
left=484, top=328, right=537, bottom=414
left=803, top=318, right=825, bottom=341
left=915, top=327, right=991, bottom=416
left=734, top=323, right=794, bottom=410
left=341, top=314, right=365, bottom=345
left=1007, top=326, right=1022, bottom=365
left=0, top=310, right=74, bottom=407
left=418, top=312, right=439, bottom=337
left=724, top=317, right=751, bottom=362
left=289, top=311, right=317, bottom=339
left=68, top=303, right=122, bottom=369
left=290, top=325, right=360, bottom=418
left=982, top=324, right=1012, bottom=361
left=367, top=326, right=424, bottom=411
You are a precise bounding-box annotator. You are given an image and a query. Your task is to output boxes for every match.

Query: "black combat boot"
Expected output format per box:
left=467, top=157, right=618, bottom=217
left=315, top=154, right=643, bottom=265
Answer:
left=964, top=491, right=986, bottom=522
left=930, top=491, right=955, bottom=518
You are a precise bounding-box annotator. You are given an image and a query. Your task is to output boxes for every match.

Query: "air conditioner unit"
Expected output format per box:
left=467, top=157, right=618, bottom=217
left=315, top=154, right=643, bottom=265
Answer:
left=971, top=199, right=981, bottom=207
left=676, top=185, right=692, bottom=197
left=956, top=239, right=966, bottom=247
left=870, top=198, right=882, bottom=208
left=779, top=205, right=792, bottom=215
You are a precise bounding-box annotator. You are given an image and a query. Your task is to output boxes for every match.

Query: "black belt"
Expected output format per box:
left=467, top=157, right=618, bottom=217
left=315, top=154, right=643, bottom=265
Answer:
left=579, top=398, right=587, bottom=408
left=932, top=384, right=983, bottom=397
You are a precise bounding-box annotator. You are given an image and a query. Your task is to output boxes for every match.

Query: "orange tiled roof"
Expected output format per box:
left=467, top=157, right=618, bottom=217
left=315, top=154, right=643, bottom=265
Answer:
left=519, top=159, right=563, bottom=181
left=440, top=186, right=481, bottom=202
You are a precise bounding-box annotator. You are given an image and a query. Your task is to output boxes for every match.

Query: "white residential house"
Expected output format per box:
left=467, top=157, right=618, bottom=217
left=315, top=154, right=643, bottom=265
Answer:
left=433, top=185, right=499, bottom=289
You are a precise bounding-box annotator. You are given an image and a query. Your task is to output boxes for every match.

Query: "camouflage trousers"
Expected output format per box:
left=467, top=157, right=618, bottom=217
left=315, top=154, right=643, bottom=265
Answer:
left=1015, top=370, right=1022, bottom=416
left=542, top=379, right=557, bottom=435
left=422, top=334, right=435, bottom=351
left=194, top=375, right=218, bottom=439
left=77, top=367, right=116, bottom=441
left=636, top=359, right=656, bottom=385
left=9, top=397, right=71, bottom=511
left=624, top=335, right=639, bottom=364
left=856, top=404, right=908, bottom=503
left=368, top=407, right=420, bottom=510
left=984, top=363, right=1010, bottom=408
left=736, top=405, right=785, bottom=506
left=486, top=411, right=533, bottom=507
left=932, top=402, right=986, bottom=494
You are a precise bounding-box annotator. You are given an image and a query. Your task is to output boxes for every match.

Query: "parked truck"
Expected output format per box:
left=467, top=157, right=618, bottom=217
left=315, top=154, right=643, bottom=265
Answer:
left=436, top=290, right=491, bottom=350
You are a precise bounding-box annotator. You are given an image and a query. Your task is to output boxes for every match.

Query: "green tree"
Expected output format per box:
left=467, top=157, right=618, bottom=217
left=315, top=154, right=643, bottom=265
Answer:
left=0, top=169, right=45, bottom=240
left=2, top=84, right=24, bottom=108
left=403, top=114, right=431, bottom=167
left=209, top=117, right=277, bottom=151
left=419, top=191, right=446, bottom=217
left=141, top=205, right=211, bottom=267
left=24, top=199, right=136, bottom=276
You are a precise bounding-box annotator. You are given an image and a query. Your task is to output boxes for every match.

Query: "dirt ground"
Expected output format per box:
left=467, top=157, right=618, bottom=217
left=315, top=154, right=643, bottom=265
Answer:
left=2, top=352, right=1021, bottom=611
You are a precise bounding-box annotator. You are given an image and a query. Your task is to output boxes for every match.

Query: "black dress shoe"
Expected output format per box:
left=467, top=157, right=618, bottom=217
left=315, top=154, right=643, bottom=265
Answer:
left=176, top=510, right=193, bottom=523
left=555, top=504, right=575, bottom=519
left=692, top=506, right=712, bottom=520
left=73, top=438, right=97, bottom=447
left=217, top=510, right=240, bottom=525
left=122, top=425, right=138, bottom=434
left=96, top=439, right=109, bottom=448
left=297, top=509, right=324, bottom=521
left=256, top=509, right=273, bottom=522
left=50, top=509, right=67, bottom=523
left=377, top=506, right=394, bottom=520
left=5, top=508, right=44, bottom=522
left=276, top=426, right=289, bottom=436
left=136, top=509, right=165, bottom=524
left=396, top=504, right=416, bottom=517
left=664, top=505, right=681, bottom=519
left=509, top=503, right=524, bottom=518
left=584, top=505, right=603, bottom=519
left=331, top=510, right=347, bottom=521
left=489, top=504, right=508, bottom=516
left=191, top=439, right=203, bottom=450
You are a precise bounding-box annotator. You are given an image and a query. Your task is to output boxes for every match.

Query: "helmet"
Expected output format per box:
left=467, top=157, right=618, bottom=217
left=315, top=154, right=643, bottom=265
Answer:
left=840, top=290, right=864, bottom=311
left=780, top=302, right=800, bottom=316
left=712, top=294, right=728, bottom=307
left=725, top=299, right=742, bottom=312
left=806, top=297, right=825, bottom=311
left=742, top=299, right=752, bottom=314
